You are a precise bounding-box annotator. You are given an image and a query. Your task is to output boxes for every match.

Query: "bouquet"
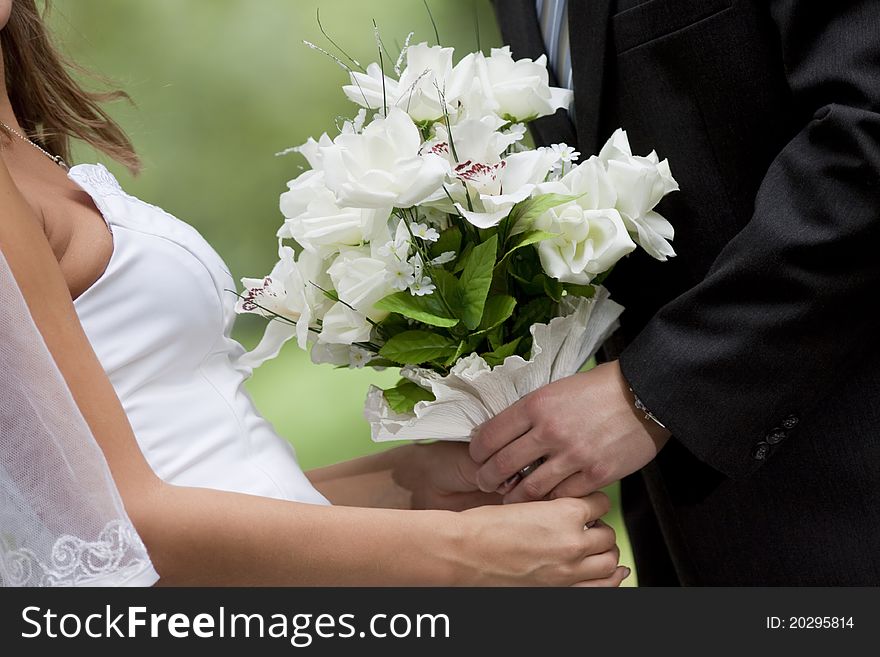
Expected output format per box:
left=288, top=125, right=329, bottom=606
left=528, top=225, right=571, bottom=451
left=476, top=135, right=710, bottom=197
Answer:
left=237, top=34, right=678, bottom=443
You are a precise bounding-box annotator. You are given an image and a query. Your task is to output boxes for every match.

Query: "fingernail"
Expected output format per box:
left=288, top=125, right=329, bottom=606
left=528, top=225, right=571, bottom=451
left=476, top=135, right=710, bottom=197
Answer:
left=622, top=567, right=632, bottom=580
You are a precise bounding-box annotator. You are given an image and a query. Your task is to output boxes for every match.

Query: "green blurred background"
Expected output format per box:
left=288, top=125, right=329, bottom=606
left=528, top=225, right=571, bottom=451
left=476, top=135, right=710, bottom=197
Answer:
left=51, top=0, right=634, bottom=584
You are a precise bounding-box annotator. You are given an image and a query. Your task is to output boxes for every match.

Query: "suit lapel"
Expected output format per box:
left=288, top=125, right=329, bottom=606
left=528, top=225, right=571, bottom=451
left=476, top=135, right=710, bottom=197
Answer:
left=567, top=0, right=613, bottom=154
left=493, top=0, right=577, bottom=148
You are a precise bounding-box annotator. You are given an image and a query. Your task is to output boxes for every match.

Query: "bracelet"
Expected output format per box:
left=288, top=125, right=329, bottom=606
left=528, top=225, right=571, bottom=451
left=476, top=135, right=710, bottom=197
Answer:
left=629, top=388, right=667, bottom=430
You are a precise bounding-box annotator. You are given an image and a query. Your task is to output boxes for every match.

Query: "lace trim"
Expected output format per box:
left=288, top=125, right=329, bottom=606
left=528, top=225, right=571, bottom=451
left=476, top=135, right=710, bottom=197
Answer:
left=69, top=163, right=125, bottom=198
left=2, top=519, right=153, bottom=587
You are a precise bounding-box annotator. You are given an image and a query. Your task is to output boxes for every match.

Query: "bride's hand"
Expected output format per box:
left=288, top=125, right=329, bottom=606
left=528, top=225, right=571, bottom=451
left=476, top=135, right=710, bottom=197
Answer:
left=392, top=442, right=503, bottom=511
left=453, top=491, right=629, bottom=586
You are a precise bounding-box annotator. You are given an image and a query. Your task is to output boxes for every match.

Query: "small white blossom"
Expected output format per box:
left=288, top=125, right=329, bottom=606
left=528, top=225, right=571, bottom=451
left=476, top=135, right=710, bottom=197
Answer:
left=409, top=253, right=425, bottom=277
left=409, top=276, right=436, bottom=296
left=349, top=346, right=373, bottom=369
left=429, top=251, right=456, bottom=266
left=551, top=143, right=581, bottom=164
left=410, top=222, right=440, bottom=243
left=377, top=221, right=412, bottom=260
left=388, top=259, right=416, bottom=291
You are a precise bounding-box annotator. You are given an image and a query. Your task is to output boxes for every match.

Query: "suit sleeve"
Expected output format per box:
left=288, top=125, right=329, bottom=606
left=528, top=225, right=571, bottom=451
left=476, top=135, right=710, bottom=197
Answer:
left=618, top=1, right=880, bottom=478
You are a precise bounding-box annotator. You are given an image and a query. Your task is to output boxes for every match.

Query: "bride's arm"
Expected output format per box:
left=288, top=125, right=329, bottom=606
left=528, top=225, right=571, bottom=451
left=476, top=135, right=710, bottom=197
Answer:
left=0, top=156, right=626, bottom=586
left=307, top=443, right=503, bottom=511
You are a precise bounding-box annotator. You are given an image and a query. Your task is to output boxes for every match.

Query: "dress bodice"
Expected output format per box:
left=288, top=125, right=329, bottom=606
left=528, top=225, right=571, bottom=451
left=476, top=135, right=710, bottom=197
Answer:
left=70, top=163, right=328, bottom=506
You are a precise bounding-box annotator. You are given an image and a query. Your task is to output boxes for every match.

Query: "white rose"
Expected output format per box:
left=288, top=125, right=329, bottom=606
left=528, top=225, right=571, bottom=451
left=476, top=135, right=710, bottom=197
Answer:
left=320, top=107, right=449, bottom=209
left=343, top=62, right=400, bottom=115
left=327, top=246, right=396, bottom=322
left=599, top=129, right=678, bottom=260
left=450, top=47, right=573, bottom=122
left=278, top=170, right=388, bottom=256
left=395, top=43, right=455, bottom=122
left=533, top=157, right=636, bottom=284
left=293, top=133, right=334, bottom=171
left=343, top=44, right=454, bottom=123
left=319, top=302, right=373, bottom=346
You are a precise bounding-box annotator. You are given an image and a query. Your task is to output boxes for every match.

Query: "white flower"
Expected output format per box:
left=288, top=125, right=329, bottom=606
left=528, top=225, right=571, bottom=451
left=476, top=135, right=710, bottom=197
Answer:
left=344, top=44, right=455, bottom=123
left=450, top=352, right=491, bottom=380
left=395, top=43, right=455, bottom=122
left=453, top=148, right=559, bottom=228
left=429, top=251, right=456, bottom=266
left=409, top=253, right=425, bottom=277
left=449, top=47, right=573, bottom=122
left=410, top=222, right=440, bottom=242
left=278, top=170, right=386, bottom=255
left=376, top=220, right=412, bottom=260
left=236, top=246, right=330, bottom=350
left=292, top=133, right=334, bottom=171
left=328, top=246, right=396, bottom=321
left=409, top=276, right=436, bottom=296
left=533, top=157, right=637, bottom=284
left=388, top=259, right=416, bottom=291
left=550, top=143, right=580, bottom=164
left=343, top=62, right=400, bottom=114
left=319, top=302, right=373, bottom=345
left=320, top=107, right=449, bottom=209
left=599, top=129, right=678, bottom=260
left=348, top=346, right=374, bottom=369
left=429, top=114, right=517, bottom=166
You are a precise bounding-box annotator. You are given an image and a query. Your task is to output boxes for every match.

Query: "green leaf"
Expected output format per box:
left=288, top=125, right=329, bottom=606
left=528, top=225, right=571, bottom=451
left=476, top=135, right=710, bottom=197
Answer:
left=482, top=337, right=522, bottom=367
left=511, top=296, right=554, bottom=336
left=430, top=227, right=461, bottom=259
left=374, top=291, right=459, bottom=328
left=379, top=331, right=459, bottom=365
left=366, top=358, right=399, bottom=369
left=506, top=193, right=579, bottom=236
left=494, top=230, right=558, bottom=275
left=543, top=276, right=564, bottom=302
left=430, top=268, right=463, bottom=317
left=487, top=326, right=505, bottom=352
left=383, top=379, right=436, bottom=414
left=457, top=235, right=498, bottom=330
left=563, top=283, right=596, bottom=298
left=478, top=295, right=517, bottom=332
left=452, top=243, right=473, bottom=273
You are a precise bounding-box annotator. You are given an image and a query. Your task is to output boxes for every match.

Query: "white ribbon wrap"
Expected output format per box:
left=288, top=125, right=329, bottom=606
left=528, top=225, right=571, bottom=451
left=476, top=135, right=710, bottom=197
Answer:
left=364, top=286, right=624, bottom=442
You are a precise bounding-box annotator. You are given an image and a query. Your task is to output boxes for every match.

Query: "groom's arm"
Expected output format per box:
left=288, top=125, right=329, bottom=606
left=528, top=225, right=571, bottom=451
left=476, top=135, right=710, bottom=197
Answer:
left=619, top=0, right=880, bottom=478
left=470, top=0, right=880, bottom=498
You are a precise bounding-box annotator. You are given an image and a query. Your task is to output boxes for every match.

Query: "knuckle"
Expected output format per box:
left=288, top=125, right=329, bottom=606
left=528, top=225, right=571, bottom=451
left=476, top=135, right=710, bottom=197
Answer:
left=521, top=477, right=546, bottom=501
left=524, top=390, right=545, bottom=415
left=596, top=551, right=619, bottom=577
left=585, top=461, right=611, bottom=490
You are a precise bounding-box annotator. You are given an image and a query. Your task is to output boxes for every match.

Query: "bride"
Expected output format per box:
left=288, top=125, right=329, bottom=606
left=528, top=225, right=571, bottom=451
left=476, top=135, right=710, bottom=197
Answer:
left=0, top=0, right=628, bottom=586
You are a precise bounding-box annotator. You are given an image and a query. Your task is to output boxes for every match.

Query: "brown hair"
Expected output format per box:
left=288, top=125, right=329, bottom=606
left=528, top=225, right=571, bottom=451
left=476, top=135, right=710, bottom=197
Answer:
left=1, top=0, right=140, bottom=172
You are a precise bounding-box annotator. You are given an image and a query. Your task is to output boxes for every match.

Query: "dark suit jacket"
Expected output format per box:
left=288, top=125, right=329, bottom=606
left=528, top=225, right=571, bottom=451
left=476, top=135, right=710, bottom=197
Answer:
left=496, top=0, right=880, bottom=584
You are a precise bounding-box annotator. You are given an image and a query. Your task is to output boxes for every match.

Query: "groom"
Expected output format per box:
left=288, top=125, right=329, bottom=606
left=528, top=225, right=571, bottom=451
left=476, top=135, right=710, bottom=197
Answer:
left=468, top=0, right=880, bottom=584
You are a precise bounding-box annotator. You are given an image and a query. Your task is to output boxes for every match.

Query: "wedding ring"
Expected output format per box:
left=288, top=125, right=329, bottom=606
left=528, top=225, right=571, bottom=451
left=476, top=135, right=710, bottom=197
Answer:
left=517, top=456, right=546, bottom=479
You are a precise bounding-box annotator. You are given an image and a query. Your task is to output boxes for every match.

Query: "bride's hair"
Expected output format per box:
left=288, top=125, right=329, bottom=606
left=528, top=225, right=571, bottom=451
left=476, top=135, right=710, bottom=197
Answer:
left=1, top=0, right=140, bottom=172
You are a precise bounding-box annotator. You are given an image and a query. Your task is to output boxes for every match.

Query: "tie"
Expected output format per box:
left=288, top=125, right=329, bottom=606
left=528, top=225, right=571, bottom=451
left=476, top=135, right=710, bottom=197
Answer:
left=536, top=0, right=574, bottom=90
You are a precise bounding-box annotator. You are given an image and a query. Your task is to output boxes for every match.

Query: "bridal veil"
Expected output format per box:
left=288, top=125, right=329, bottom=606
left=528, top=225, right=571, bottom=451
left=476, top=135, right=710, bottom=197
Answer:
left=0, top=251, right=157, bottom=586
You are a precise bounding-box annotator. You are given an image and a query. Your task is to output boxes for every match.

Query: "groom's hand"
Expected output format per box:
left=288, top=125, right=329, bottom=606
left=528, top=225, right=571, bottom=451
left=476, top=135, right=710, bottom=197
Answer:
left=470, top=361, right=671, bottom=503
left=393, top=442, right=503, bottom=511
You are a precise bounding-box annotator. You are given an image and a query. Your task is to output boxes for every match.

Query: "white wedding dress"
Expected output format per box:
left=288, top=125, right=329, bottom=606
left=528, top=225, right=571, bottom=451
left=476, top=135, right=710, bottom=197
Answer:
left=70, top=163, right=329, bottom=505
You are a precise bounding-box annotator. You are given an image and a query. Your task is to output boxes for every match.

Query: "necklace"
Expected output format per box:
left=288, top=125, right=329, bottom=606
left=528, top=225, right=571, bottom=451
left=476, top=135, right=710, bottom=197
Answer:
left=0, top=120, right=69, bottom=171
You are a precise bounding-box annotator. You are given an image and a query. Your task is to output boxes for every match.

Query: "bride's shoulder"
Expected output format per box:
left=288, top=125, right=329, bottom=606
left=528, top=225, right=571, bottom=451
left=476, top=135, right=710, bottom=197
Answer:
left=69, top=163, right=125, bottom=197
